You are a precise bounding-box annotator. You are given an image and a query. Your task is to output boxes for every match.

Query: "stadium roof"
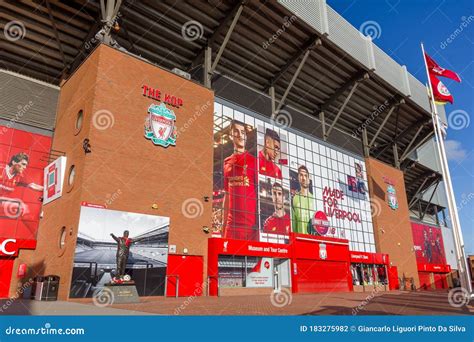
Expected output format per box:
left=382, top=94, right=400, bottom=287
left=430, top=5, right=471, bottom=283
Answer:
left=0, top=0, right=441, bottom=206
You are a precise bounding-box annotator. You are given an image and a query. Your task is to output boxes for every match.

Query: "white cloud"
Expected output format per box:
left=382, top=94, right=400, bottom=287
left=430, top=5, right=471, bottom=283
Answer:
left=444, top=140, right=467, bottom=162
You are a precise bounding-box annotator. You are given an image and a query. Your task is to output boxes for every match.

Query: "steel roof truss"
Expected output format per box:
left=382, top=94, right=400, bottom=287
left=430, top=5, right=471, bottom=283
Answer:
left=421, top=179, right=440, bottom=220
left=210, top=4, right=244, bottom=74
left=399, top=124, right=424, bottom=161
left=368, top=98, right=404, bottom=148
left=324, top=79, right=362, bottom=140
left=400, top=130, right=435, bottom=162
left=275, top=49, right=311, bottom=113
left=45, top=0, right=67, bottom=71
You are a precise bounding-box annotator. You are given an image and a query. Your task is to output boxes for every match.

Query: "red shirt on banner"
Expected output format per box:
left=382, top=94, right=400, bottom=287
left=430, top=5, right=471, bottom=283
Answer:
left=258, top=151, right=282, bottom=179
left=263, top=213, right=291, bottom=234
left=0, top=165, right=26, bottom=196
left=223, top=151, right=257, bottom=240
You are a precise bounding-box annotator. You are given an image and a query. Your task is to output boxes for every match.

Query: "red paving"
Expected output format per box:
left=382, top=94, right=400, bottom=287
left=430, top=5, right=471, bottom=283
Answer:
left=73, top=290, right=473, bottom=315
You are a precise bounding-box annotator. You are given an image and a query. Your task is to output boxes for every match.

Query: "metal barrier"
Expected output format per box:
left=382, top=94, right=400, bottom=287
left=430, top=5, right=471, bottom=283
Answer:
left=207, top=275, right=220, bottom=297
left=164, top=275, right=179, bottom=298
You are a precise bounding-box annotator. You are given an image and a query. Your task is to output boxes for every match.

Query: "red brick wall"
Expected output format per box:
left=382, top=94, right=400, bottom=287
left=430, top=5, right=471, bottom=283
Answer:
left=365, top=157, right=420, bottom=288
left=13, top=44, right=214, bottom=299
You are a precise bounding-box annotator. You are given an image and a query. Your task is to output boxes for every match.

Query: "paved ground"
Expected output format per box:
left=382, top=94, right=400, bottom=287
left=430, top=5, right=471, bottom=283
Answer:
left=105, top=290, right=473, bottom=316
left=0, top=298, right=152, bottom=315
left=2, top=290, right=471, bottom=316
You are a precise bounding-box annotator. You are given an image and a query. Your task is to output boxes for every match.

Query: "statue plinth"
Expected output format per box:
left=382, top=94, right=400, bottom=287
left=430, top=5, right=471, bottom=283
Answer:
left=104, top=282, right=140, bottom=304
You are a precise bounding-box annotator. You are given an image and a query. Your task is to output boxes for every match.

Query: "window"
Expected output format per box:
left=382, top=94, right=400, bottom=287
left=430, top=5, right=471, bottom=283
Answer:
left=75, top=109, right=84, bottom=134
left=68, top=165, right=76, bottom=186
left=218, top=255, right=290, bottom=289
left=59, top=226, right=67, bottom=249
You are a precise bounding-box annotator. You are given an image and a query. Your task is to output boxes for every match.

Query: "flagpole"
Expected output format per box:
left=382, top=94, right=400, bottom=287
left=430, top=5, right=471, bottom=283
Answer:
left=421, top=42, right=472, bottom=294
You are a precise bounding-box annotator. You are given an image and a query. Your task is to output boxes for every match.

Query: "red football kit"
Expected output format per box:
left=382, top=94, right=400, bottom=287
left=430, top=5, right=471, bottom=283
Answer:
left=263, top=213, right=291, bottom=234
left=223, top=151, right=258, bottom=240
left=0, top=165, right=26, bottom=196
left=258, top=151, right=282, bottom=179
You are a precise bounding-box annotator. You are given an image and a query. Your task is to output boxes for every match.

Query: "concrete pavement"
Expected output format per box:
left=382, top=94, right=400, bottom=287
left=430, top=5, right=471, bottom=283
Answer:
left=1, top=290, right=472, bottom=316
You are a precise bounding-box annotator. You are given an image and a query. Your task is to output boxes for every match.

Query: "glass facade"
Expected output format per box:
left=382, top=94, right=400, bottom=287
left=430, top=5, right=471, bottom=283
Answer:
left=351, top=264, right=388, bottom=285
left=213, top=101, right=376, bottom=252
left=218, top=255, right=290, bottom=289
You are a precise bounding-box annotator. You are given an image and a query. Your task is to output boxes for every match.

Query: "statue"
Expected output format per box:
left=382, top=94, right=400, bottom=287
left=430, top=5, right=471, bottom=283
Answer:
left=110, top=230, right=133, bottom=283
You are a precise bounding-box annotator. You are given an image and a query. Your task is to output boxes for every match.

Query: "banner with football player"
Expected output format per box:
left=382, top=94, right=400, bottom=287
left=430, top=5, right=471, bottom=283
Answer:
left=411, top=222, right=447, bottom=266
left=213, top=103, right=376, bottom=252
left=0, top=126, right=51, bottom=241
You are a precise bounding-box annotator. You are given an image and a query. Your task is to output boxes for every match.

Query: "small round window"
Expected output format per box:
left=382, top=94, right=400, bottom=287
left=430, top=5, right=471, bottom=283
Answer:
left=68, top=165, right=76, bottom=186
left=75, top=110, right=84, bottom=134
left=59, top=226, right=67, bottom=249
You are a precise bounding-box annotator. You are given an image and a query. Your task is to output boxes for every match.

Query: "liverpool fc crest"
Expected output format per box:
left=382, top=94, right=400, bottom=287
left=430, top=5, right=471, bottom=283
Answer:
left=387, top=185, right=398, bottom=210
left=319, top=243, right=327, bottom=260
left=144, top=103, right=177, bottom=147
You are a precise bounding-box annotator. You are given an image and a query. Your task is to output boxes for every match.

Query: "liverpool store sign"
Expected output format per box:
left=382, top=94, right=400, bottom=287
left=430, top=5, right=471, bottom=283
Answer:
left=212, top=101, right=376, bottom=253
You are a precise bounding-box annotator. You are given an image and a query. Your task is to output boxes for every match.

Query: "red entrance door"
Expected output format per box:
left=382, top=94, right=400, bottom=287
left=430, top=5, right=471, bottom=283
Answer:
left=434, top=273, right=447, bottom=289
left=418, top=272, right=433, bottom=290
left=0, top=257, right=15, bottom=298
left=166, top=255, right=203, bottom=297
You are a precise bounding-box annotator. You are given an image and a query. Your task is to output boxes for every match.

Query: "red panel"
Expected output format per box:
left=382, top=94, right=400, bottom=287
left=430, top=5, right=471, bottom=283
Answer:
left=417, top=263, right=451, bottom=273
left=291, top=233, right=350, bottom=262
left=0, top=128, right=14, bottom=145
left=295, top=259, right=350, bottom=293
left=350, top=251, right=389, bottom=265
left=0, top=126, right=51, bottom=242
left=388, top=266, right=399, bottom=290
left=166, top=255, right=203, bottom=297
left=11, top=130, right=34, bottom=149
left=418, top=272, right=433, bottom=290
left=433, top=273, right=447, bottom=290
left=208, top=237, right=290, bottom=258
left=411, top=222, right=447, bottom=265
left=0, top=257, right=14, bottom=298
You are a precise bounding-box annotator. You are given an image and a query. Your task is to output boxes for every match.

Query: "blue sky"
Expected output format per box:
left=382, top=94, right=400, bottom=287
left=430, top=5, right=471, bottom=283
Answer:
left=327, top=0, right=473, bottom=254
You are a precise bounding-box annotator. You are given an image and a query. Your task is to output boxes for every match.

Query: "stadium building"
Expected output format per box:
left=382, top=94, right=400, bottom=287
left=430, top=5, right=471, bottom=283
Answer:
left=0, top=0, right=468, bottom=299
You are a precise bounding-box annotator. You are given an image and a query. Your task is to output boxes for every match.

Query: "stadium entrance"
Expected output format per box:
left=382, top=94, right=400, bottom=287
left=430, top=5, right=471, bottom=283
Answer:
left=208, top=238, right=291, bottom=296
left=349, top=251, right=390, bottom=292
